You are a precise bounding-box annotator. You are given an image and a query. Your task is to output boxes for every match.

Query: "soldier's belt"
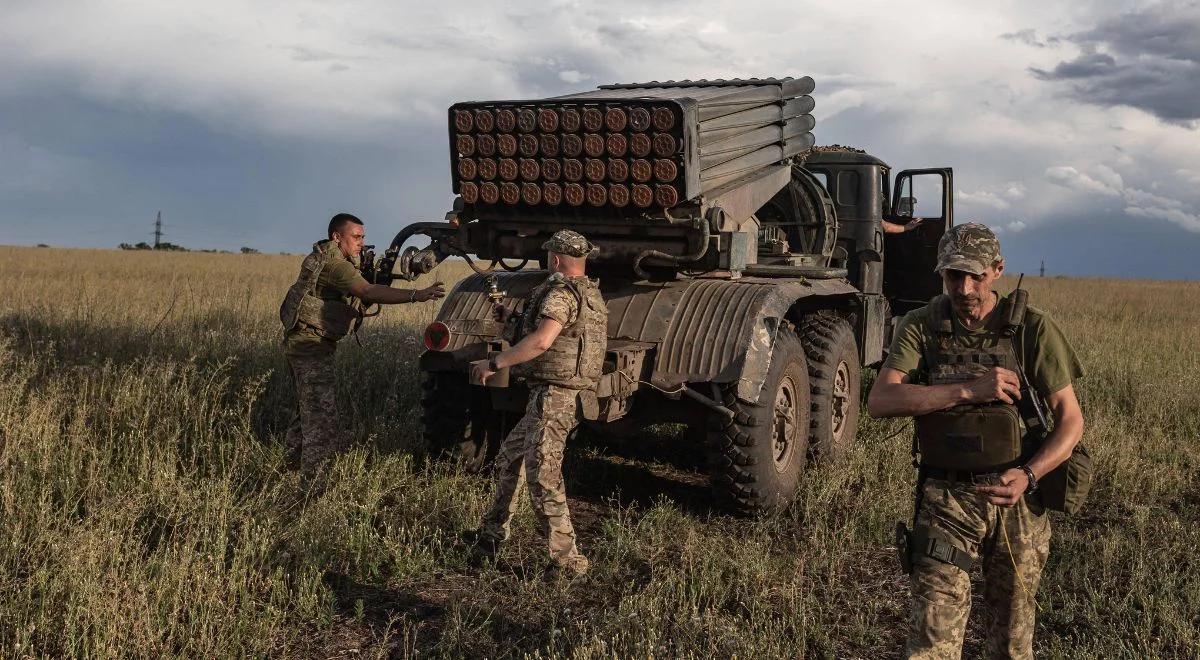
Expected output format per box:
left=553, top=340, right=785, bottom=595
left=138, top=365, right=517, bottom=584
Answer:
left=920, top=466, right=1009, bottom=485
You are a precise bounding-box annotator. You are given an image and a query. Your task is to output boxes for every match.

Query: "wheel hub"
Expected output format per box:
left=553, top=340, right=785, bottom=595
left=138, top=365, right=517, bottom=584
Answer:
left=772, top=375, right=799, bottom=472
left=831, top=360, right=851, bottom=443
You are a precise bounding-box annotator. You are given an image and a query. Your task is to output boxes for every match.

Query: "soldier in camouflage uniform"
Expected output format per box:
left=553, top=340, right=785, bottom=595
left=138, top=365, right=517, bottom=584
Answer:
left=280, top=213, right=445, bottom=490
left=867, top=223, right=1086, bottom=658
left=466, top=229, right=608, bottom=576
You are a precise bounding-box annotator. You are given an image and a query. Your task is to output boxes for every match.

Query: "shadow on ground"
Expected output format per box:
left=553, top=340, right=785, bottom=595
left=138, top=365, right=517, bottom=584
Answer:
left=566, top=423, right=715, bottom=522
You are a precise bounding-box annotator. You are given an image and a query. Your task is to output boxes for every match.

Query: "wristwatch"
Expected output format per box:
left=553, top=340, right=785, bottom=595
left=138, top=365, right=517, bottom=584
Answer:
left=488, top=357, right=500, bottom=372
left=1019, top=465, right=1038, bottom=494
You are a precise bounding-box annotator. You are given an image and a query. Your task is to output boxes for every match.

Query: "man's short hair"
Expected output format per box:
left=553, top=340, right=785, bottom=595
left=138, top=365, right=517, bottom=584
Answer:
left=328, top=212, right=363, bottom=237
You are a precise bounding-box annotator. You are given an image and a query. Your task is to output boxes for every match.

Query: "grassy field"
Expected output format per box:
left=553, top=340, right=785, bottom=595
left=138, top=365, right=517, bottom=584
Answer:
left=1, top=245, right=1198, bottom=658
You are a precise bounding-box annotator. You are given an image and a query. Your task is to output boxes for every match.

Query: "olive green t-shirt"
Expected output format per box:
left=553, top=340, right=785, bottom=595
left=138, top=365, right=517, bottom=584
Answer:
left=883, top=293, right=1084, bottom=398
left=283, top=254, right=368, bottom=357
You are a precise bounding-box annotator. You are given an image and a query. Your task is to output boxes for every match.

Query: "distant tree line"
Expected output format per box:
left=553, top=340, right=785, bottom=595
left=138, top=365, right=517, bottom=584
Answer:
left=117, top=242, right=262, bottom=254
left=119, top=241, right=187, bottom=251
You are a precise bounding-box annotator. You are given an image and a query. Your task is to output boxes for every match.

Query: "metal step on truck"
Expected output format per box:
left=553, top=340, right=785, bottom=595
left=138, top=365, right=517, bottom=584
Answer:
left=371, top=77, right=955, bottom=514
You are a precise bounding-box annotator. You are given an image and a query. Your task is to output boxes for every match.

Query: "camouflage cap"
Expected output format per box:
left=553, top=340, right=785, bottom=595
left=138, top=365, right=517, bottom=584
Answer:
left=935, top=222, right=1002, bottom=274
left=542, top=229, right=598, bottom=258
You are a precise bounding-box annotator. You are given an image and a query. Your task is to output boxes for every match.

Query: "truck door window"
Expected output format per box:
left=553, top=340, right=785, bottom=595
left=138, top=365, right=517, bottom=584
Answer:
left=897, top=173, right=945, bottom=218
left=837, top=170, right=860, bottom=207
left=810, top=171, right=829, bottom=191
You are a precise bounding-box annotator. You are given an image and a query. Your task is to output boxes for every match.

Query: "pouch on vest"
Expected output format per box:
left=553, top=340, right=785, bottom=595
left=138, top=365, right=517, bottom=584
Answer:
left=280, top=243, right=330, bottom=332
left=916, top=404, right=1024, bottom=471
left=1036, top=442, right=1093, bottom=514
left=296, top=295, right=361, bottom=340
left=280, top=285, right=307, bottom=331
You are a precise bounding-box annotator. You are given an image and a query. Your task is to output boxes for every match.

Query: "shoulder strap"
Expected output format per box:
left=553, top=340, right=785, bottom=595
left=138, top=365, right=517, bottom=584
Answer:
left=928, top=294, right=953, bottom=337
left=555, top=277, right=586, bottom=326
left=917, top=296, right=952, bottom=384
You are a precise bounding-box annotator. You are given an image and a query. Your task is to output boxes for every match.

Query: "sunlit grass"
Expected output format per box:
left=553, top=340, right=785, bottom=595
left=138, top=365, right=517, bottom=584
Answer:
left=1, top=246, right=1196, bottom=657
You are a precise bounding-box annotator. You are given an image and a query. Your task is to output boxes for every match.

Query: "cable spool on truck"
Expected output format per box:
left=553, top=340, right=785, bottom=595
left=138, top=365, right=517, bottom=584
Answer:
left=371, top=77, right=955, bottom=515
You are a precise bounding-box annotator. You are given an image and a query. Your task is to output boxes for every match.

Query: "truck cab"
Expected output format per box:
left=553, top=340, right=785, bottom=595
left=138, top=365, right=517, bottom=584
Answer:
left=802, top=148, right=952, bottom=316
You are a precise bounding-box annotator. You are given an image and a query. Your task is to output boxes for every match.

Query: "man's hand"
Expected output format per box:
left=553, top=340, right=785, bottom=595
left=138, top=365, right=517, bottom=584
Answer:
left=470, top=359, right=496, bottom=385
left=904, top=217, right=925, bottom=232
left=975, top=468, right=1029, bottom=506
left=964, top=367, right=1022, bottom=404
left=412, top=282, right=446, bottom=302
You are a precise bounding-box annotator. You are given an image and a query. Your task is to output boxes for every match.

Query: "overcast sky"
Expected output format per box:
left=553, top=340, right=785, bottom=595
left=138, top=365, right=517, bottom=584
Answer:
left=2, top=0, right=1198, bottom=278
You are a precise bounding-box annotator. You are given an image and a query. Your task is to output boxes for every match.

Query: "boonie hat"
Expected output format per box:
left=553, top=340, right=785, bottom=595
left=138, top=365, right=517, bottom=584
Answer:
left=542, top=229, right=598, bottom=258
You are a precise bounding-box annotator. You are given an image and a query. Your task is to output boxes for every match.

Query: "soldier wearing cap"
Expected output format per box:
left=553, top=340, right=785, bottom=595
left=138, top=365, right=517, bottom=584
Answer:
left=867, top=222, right=1085, bottom=658
left=465, top=229, right=608, bottom=576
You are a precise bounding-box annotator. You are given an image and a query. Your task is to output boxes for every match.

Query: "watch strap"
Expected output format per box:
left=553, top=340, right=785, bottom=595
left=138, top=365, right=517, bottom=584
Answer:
left=1020, top=465, right=1038, bottom=494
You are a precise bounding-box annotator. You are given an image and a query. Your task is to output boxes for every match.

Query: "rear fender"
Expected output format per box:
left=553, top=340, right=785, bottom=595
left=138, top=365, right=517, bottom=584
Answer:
left=725, top=278, right=859, bottom=402
left=608, top=276, right=859, bottom=403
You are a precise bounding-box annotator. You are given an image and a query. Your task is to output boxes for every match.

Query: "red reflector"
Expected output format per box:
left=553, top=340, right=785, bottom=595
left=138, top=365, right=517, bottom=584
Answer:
left=424, top=322, right=451, bottom=351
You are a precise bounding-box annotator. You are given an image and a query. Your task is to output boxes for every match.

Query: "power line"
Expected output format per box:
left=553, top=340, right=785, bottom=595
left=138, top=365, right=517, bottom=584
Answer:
left=153, top=211, right=163, bottom=249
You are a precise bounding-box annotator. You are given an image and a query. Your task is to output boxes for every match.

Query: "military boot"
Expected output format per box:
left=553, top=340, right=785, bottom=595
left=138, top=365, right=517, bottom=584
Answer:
left=546, top=554, right=590, bottom=580
left=459, top=529, right=503, bottom=565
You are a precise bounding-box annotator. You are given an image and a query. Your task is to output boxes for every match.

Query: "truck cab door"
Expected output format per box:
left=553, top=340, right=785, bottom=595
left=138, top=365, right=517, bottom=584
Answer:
left=883, top=167, right=953, bottom=316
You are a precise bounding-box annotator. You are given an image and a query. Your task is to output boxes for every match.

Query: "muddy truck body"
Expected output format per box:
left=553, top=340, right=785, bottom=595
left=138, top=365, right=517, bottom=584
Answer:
left=375, top=77, right=954, bottom=514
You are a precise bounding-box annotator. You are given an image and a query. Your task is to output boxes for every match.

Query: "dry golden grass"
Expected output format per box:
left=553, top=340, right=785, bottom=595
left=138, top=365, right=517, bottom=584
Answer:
left=1, top=245, right=1197, bottom=657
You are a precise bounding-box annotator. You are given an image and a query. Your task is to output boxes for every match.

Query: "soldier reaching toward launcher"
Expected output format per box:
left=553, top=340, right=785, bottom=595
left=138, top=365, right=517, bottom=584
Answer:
left=280, top=212, right=444, bottom=492
left=883, top=196, right=925, bottom=234
left=882, top=216, right=925, bottom=234
left=463, top=229, right=608, bottom=577
left=867, top=223, right=1085, bottom=659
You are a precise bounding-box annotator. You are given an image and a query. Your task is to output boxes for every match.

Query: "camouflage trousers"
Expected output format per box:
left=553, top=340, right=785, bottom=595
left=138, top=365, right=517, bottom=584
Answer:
left=906, top=479, right=1051, bottom=660
left=284, top=353, right=346, bottom=485
left=480, top=384, right=588, bottom=574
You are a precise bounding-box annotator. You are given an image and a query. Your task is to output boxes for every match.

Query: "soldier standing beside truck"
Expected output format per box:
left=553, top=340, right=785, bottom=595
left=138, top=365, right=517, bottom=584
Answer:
left=279, top=212, right=445, bottom=491
left=464, top=229, right=607, bottom=576
left=866, top=223, right=1086, bottom=658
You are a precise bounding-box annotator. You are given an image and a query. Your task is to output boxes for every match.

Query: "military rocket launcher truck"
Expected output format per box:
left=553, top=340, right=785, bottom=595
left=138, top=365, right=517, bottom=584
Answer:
left=375, top=77, right=954, bottom=514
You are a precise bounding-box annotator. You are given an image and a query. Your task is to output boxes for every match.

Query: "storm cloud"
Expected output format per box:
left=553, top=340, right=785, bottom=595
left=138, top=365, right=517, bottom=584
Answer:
left=1030, top=1, right=1200, bottom=123
left=1, top=1, right=1198, bottom=277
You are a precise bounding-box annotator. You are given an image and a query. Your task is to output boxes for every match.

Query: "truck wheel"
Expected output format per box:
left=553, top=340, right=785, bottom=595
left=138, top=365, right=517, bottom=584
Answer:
left=800, top=315, right=861, bottom=462
left=421, top=372, right=502, bottom=472
left=707, top=330, right=811, bottom=515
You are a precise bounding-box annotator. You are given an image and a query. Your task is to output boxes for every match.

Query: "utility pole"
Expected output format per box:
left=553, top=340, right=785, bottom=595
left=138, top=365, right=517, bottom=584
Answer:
left=1039, top=259, right=1045, bottom=277
left=153, top=211, right=163, bottom=249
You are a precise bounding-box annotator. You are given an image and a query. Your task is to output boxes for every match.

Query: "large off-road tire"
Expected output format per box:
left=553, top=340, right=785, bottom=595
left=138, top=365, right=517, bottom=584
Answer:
left=421, top=372, right=507, bottom=473
left=800, top=315, right=861, bottom=462
left=707, top=330, right=811, bottom=515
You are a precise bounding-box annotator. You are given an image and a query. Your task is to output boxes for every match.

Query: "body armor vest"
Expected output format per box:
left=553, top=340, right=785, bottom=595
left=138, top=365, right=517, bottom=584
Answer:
left=515, top=274, right=607, bottom=390
left=914, top=294, right=1032, bottom=472
left=279, top=240, right=363, bottom=342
